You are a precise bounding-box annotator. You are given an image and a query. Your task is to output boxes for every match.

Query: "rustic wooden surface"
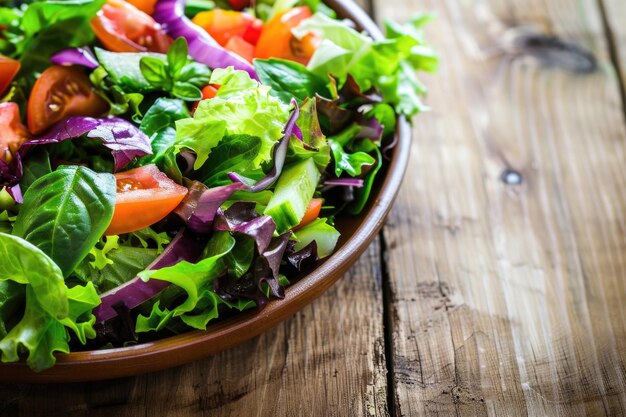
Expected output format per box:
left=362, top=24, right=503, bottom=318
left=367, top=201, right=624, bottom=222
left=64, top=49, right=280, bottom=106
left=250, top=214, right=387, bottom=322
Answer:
left=2, top=0, right=626, bottom=415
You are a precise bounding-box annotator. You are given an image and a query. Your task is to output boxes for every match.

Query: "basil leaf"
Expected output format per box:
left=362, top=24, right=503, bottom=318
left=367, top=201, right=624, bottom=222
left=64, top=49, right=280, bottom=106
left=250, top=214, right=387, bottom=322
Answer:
left=254, top=58, right=332, bottom=104
left=140, top=56, right=170, bottom=87
left=12, top=166, right=116, bottom=277
left=96, top=48, right=166, bottom=93
left=167, top=37, right=188, bottom=77
left=172, top=82, right=202, bottom=100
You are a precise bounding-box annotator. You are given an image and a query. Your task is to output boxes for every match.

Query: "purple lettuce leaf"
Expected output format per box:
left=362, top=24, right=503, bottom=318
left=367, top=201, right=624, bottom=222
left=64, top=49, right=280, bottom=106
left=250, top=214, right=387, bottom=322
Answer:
left=214, top=232, right=291, bottom=309
left=153, top=0, right=257, bottom=79
left=356, top=117, right=384, bottom=142
left=23, top=116, right=153, bottom=171
left=174, top=180, right=248, bottom=235
left=93, top=229, right=206, bottom=323
left=213, top=202, right=276, bottom=254
left=286, top=240, right=318, bottom=271
left=0, top=153, right=23, bottom=190
left=50, top=47, right=99, bottom=69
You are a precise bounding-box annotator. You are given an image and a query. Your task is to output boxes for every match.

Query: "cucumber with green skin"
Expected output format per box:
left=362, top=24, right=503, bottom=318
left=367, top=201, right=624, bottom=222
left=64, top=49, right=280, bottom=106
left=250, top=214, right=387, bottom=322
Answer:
left=293, top=218, right=340, bottom=259
left=264, top=158, right=320, bottom=233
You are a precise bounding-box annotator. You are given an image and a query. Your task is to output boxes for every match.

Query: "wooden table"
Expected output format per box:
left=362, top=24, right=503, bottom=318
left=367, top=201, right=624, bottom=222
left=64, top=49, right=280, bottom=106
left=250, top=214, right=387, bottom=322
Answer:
left=2, top=0, right=626, bottom=415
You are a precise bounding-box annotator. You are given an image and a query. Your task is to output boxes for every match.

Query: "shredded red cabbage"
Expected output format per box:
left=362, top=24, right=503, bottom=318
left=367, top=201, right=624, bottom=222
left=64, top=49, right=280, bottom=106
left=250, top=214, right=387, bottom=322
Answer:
left=50, top=47, right=99, bottom=69
left=324, top=178, right=365, bottom=188
left=152, top=0, right=258, bottom=80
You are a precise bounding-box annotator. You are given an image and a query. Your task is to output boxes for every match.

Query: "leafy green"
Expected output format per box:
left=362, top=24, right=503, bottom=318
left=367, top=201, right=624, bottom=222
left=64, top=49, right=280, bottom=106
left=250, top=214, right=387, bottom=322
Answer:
left=347, top=140, right=382, bottom=215
left=19, top=148, right=51, bottom=195
left=287, top=98, right=330, bottom=171
left=139, top=38, right=212, bottom=101
left=195, top=134, right=263, bottom=187
left=95, top=48, right=165, bottom=93
left=328, top=124, right=375, bottom=177
left=90, top=66, right=144, bottom=121
left=292, top=13, right=438, bottom=117
left=254, top=58, right=332, bottom=104
left=175, top=67, right=289, bottom=169
left=0, top=233, right=100, bottom=371
left=0, top=280, right=23, bottom=340
left=0, top=0, right=105, bottom=76
left=136, top=231, right=254, bottom=332
left=136, top=98, right=191, bottom=182
left=12, top=166, right=116, bottom=277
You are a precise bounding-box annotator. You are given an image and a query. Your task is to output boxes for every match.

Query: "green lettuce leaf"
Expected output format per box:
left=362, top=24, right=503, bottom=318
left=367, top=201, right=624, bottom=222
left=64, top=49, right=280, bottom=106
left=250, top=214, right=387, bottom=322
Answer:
left=0, top=233, right=100, bottom=371
left=292, top=13, right=438, bottom=117
left=175, top=67, right=289, bottom=169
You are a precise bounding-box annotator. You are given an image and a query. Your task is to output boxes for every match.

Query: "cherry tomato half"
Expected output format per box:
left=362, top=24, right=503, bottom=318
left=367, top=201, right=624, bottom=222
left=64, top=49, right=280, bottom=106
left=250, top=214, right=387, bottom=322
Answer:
left=192, top=10, right=263, bottom=47
left=105, top=165, right=188, bottom=236
left=0, top=56, right=20, bottom=96
left=190, top=84, right=220, bottom=114
left=27, top=65, right=109, bottom=135
left=0, top=102, right=29, bottom=164
left=91, top=0, right=171, bottom=53
left=226, top=0, right=250, bottom=11
left=254, top=6, right=319, bottom=65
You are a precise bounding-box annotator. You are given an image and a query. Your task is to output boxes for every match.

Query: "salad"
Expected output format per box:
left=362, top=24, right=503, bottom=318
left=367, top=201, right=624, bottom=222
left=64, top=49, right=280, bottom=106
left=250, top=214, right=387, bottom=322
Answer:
left=0, top=0, right=436, bottom=371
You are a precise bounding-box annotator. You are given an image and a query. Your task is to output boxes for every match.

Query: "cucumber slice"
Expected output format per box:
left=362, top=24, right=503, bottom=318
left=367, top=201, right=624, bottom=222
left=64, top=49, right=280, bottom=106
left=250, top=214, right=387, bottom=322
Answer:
left=264, top=158, right=320, bottom=233
left=95, top=48, right=165, bottom=93
left=293, top=218, right=340, bottom=258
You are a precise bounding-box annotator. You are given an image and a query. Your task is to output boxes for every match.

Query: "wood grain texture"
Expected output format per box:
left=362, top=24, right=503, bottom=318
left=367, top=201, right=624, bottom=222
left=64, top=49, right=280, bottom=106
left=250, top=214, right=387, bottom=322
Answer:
left=0, top=241, right=388, bottom=417
left=372, top=0, right=626, bottom=415
left=601, top=0, right=626, bottom=85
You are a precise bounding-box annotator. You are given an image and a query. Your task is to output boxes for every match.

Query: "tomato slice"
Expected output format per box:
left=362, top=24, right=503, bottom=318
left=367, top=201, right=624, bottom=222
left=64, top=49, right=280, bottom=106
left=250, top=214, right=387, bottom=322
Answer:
left=27, top=65, right=109, bottom=135
left=0, top=56, right=20, bottom=96
left=0, top=102, right=29, bottom=164
left=27, top=66, right=108, bottom=135
left=125, top=0, right=157, bottom=15
left=105, top=165, right=188, bottom=236
left=254, top=6, right=319, bottom=65
left=225, top=36, right=254, bottom=63
left=91, top=0, right=172, bottom=53
left=293, top=198, right=323, bottom=230
left=192, top=10, right=263, bottom=47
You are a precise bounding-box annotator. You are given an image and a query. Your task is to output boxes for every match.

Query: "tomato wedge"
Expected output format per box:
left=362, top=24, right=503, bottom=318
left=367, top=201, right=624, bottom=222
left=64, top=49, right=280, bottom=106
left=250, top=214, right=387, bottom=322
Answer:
left=254, top=6, right=319, bottom=65
left=0, top=56, right=20, bottom=96
left=0, top=102, right=29, bottom=164
left=293, top=198, right=323, bottom=230
left=192, top=10, right=263, bottom=47
left=27, top=65, right=109, bottom=135
left=105, top=165, right=188, bottom=236
left=91, top=0, right=171, bottom=53
left=191, top=84, right=220, bottom=114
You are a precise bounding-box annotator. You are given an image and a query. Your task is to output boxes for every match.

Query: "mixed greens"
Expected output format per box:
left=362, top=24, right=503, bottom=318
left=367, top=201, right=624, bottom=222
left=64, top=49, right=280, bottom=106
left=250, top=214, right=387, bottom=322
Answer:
left=0, top=0, right=436, bottom=371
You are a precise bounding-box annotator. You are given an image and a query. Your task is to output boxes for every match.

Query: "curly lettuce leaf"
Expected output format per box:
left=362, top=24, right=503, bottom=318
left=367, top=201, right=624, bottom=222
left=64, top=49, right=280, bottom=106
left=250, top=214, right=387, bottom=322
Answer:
left=175, top=67, right=289, bottom=169
left=292, top=13, right=438, bottom=117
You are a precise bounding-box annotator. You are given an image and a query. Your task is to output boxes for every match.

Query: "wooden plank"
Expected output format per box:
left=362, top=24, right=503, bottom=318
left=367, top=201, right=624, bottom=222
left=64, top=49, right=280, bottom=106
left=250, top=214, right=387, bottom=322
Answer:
left=601, top=0, right=626, bottom=137
left=601, top=0, right=626, bottom=87
left=0, top=240, right=388, bottom=417
left=371, top=0, right=626, bottom=415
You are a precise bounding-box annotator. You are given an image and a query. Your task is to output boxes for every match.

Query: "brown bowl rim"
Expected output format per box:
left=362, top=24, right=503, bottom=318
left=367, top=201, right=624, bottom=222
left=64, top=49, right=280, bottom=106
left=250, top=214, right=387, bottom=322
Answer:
left=0, top=0, right=412, bottom=383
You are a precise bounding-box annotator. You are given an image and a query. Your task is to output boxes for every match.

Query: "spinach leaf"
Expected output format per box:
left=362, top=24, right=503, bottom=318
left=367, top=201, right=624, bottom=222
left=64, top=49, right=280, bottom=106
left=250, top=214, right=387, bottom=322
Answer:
left=137, top=98, right=191, bottom=182
left=254, top=58, right=332, bottom=104
left=12, top=166, right=116, bottom=277
left=3, top=0, right=105, bottom=76
left=19, top=148, right=51, bottom=195
left=195, top=134, right=262, bottom=187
